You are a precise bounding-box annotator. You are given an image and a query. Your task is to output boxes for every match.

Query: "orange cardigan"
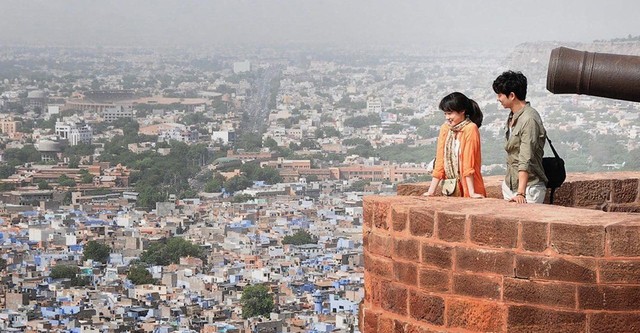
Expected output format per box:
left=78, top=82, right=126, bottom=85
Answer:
left=432, top=122, right=486, bottom=197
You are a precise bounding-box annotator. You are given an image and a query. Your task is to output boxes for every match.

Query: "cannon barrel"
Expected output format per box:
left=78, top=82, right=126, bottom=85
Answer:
left=546, top=46, right=640, bottom=102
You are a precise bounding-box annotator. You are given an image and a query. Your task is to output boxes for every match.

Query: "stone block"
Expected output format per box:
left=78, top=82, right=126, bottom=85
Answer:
left=515, top=255, right=596, bottom=283
left=578, top=285, right=640, bottom=311
left=446, top=298, right=506, bottom=332
left=394, top=261, right=417, bottom=286
left=470, top=215, right=518, bottom=249
left=612, top=179, right=639, bottom=204
left=436, top=211, right=466, bottom=242
left=362, top=307, right=379, bottom=333
left=397, top=182, right=429, bottom=196
left=409, top=207, right=435, bottom=237
left=363, top=198, right=374, bottom=228
left=588, top=312, right=640, bottom=333
left=607, top=222, right=640, bottom=257
left=392, top=205, right=409, bottom=232
left=455, top=247, right=514, bottom=275
left=573, top=179, right=611, bottom=207
left=418, top=267, right=450, bottom=293
left=549, top=182, right=574, bottom=207
left=599, top=259, right=640, bottom=283
left=550, top=223, right=605, bottom=257
left=421, top=243, right=453, bottom=269
left=520, top=220, right=548, bottom=252
left=377, top=315, right=394, bottom=333
left=381, top=283, right=408, bottom=315
left=368, top=232, right=392, bottom=258
left=503, top=277, right=576, bottom=309
left=364, top=252, right=393, bottom=279
left=394, top=238, right=420, bottom=261
left=507, top=305, right=586, bottom=333
left=374, top=200, right=391, bottom=230
left=409, top=290, right=445, bottom=326
left=452, top=273, right=502, bottom=300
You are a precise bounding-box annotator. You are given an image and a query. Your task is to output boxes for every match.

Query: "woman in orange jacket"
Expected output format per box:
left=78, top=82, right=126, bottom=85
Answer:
left=423, top=92, right=486, bottom=198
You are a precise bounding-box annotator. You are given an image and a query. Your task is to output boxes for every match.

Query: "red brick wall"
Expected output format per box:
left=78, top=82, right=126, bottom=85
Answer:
left=362, top=172, right=640, bottom=332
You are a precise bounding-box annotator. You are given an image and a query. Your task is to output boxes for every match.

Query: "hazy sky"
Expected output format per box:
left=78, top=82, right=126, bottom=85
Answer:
left=0, top=0, right=637, bottom=49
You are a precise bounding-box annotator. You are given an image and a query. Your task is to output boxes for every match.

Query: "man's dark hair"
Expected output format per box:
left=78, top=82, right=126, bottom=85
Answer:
left=492, top=70, right=528, bottom=101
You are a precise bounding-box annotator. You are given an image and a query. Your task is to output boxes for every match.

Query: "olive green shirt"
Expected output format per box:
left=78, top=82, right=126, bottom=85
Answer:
left=504, top=103, right=548, bottom=191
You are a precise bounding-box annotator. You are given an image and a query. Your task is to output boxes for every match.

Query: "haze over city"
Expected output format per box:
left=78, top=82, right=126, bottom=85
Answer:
left=1, top=1, right=640, bottom=332
left=1, top=0, right=638, bottom=48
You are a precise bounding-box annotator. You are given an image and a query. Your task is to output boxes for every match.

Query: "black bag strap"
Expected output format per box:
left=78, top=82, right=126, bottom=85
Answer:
left=546, top=136, right=561, bottom=159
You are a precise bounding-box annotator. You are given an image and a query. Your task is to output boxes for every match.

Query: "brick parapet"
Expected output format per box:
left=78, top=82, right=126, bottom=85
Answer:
left=362, top=172, right=640, bottom=332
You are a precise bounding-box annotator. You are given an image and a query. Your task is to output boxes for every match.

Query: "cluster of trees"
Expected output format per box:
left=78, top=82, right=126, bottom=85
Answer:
left=334, top=96, right=366, bottom=109
left=101, top=136, right=217, bottom=207
left=204, top=162, right=281, bottom=194
left=140, top=237, right=205, bottom=266
left=83, top=241, right=111, bottom=263
left=1, top=145, right=40, bottom=167
left=282, top=230, right=317, bottom=245
left=348, top=179, right=371, bottom=192
left=127, top=265, right=156, bottom=285
left=240, top=284, right=274, bottom=319
left=314, top=126, right=341, bottom=139
left=50, top=265, right=90, bottom=286
left=344, top=114, right=381, bottom=128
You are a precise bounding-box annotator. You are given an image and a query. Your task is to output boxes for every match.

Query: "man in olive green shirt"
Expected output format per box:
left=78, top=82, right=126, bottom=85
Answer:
left=493, top=71, right=548, bottom=204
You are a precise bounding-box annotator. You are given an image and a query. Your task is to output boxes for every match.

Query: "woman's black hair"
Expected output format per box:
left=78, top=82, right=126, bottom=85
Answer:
left=439, top=92, right=483, bottom=128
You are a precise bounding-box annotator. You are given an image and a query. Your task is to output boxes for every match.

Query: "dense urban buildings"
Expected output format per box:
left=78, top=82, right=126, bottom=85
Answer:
left=0, top=39, right=639, bottom=332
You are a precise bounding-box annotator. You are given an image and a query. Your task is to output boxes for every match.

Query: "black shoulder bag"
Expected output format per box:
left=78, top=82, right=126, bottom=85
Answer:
left=542, top=137, right=566, bottom=204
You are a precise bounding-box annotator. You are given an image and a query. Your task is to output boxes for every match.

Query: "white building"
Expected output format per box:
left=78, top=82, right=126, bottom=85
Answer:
left=55, top=121, right=92, bottom=146
left=367, top=96, right=383, bottom=114
left=211, top=130, right=236, bottom=144
left=102, top=104, right=133, bottom=122
left=47, top=105, right=61, bottom=119
left=158, top=127, right=199, bottom=143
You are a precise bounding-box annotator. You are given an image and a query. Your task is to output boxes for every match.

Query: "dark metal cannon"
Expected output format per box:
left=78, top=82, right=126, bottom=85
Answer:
left=546, top=46, right=640, bottom=102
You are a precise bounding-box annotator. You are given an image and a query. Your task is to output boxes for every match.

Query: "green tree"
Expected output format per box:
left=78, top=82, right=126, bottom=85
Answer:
left=282, top=230, right=317, bottom=245
left=83, top=241, right=111, bottom=263
left=68, top=156, right=80, bottom=168
left=50, top=265, right=79, bottom=279
left=50, top=264, right=91, bottom=285
left=37, top=180, right=52, bottom=190
left=80, top=169, right=94, bottom=183
left=241, top=284, right=274, bottom=319
left=240, top=163, right=282, bottom=184
left=342, top=138, right=371, bottom=146
left=349, top=179, right=370, bottom=192
left=344, top=114, right=381, bottom=128
left=232, top=193, right=254, bottom=203
left=136, top=184, right=166, bottom=209
left=3, top=146, right=41, bottom=167
left=140, top=237, right=204, bottom=266
left=263, top=137, right=278, bottom=149
left=0, top=183, right=16, bottom=191
left=236, top=133, right=263, bottom=151
left=315, top=126, right=341, bottom=138
left=204, top=173, right=225, bottom=193
left=0, top=165, right=15, bottom=179
left=58, top=174, right=76, bottom=187
left=223, top=175, right=253, bottom=193
left=127, top=265, right=156, bottom=285
left=383, top=123, right=404, bottom=134
left=347, top=144, right=376, bottom=158
left=305, top=174, right=319, bottom=182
